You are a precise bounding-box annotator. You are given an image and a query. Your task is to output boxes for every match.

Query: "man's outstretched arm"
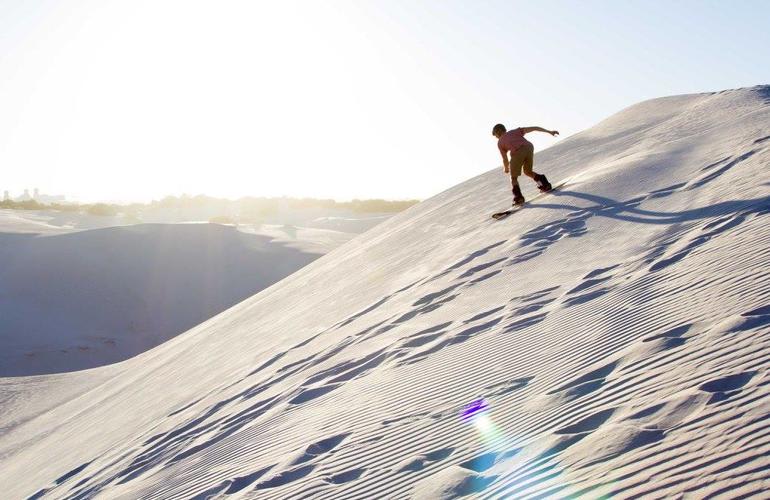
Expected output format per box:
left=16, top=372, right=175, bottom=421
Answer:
left=521, top=126, right=559, bottom=136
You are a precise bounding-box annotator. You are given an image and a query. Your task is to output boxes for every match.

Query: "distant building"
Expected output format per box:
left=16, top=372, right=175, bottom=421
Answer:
left=9, top=189, right=66, bottom=204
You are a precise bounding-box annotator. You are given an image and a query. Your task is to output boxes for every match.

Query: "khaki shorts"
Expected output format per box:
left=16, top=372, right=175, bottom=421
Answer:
left=509, top=142, right=534, bottom=179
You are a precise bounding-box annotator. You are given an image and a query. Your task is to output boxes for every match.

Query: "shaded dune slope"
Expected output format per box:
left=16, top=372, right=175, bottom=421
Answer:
left=0, top=223, right=321, bottom=376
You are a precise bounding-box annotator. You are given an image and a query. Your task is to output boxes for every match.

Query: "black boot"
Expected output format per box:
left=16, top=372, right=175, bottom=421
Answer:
left=512, top=184, right=525, bottom=206
left=534, top=173, right=552, bottom=192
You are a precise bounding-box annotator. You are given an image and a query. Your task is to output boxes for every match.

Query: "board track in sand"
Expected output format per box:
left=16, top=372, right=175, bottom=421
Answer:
left=1, top=86, right=769, bottom=499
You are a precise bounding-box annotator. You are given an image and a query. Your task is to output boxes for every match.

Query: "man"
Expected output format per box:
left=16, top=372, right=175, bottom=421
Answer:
left=493, top=123, right=559, bottom=205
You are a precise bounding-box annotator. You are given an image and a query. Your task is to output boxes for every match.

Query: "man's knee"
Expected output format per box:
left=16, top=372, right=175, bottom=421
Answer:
left=522, top=159, right=534, bottom=177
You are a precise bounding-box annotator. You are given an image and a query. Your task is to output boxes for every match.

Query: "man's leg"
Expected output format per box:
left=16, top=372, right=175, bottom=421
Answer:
left=521, top=143, right=535, bottom=179
left=520, top=143, right=552, bottom=192
left=509, top=147, right=526, bottom=205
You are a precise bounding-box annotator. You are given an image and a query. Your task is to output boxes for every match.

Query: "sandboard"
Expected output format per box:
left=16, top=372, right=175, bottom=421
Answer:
left=491, top=180, right=569, bottom=220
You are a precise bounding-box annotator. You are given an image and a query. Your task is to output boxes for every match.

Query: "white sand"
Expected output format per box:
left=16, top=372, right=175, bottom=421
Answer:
left=0, top=86, right=768, bottom=499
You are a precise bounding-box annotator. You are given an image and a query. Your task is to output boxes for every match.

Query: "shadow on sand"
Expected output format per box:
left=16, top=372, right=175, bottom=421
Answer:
left=529, top=189, right=770, bottom=226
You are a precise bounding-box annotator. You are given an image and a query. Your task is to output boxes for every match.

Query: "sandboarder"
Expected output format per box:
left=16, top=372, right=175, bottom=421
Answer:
left=493, top=124, right=559, bottom=205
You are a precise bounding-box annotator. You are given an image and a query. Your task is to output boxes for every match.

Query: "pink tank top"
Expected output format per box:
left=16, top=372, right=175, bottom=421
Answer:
left=498, top=128, right=531, bottom=155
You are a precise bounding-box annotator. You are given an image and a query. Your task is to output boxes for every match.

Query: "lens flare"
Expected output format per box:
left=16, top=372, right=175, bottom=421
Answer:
left=461, top=398, right=489, bottom=422
left=459, top=399, right=617, bottom=496
left=461, top=398, right=505, bottom=449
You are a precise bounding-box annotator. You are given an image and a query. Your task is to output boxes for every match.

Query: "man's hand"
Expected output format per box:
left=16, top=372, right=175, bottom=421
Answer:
left=504, top=166, right=509, bottom=174
left=550, top=130, right=559, bottom=137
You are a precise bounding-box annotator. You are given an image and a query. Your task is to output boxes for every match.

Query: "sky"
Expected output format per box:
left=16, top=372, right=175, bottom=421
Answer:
left=0, top=0, right=768, bottom=203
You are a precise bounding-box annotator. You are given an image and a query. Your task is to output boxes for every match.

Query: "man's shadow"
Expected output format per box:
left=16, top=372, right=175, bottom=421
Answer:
left=528, top=187, right=770, bottom=226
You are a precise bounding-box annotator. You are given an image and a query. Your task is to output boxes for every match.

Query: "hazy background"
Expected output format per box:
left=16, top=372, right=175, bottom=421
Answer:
left=1, top=0, right=769, bottom=203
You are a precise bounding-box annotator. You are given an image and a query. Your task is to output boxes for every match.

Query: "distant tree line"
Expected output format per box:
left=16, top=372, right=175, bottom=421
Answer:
left=151, top=194, right=418, bottom=213
left=0, top=195, right=419, bottom=219
left=0, top=199, right=44, bottom=210
left=0, top=199, right=125, bottom=216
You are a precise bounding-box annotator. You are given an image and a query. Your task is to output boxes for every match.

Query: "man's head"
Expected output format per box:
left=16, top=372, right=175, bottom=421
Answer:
left=492, top=123, right=506, bottom=139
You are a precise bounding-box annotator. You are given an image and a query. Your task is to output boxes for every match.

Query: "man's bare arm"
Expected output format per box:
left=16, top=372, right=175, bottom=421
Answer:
left=520, top=126, right=559, bottom=136
left=500, top=150, right=510, bottom=172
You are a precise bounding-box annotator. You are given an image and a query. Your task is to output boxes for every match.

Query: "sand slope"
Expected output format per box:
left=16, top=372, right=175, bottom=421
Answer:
left=1, top=86, right=769, bottom=499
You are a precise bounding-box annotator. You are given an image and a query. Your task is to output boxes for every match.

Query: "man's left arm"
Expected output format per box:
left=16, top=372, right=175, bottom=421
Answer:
left=521, top=126, right=559, bottom=136
left=500, top=148, right=510, bottom=173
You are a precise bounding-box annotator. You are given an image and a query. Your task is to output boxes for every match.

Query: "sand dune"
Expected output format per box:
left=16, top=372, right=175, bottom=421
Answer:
left=0, top=223, right=322, bottom=376
left=1, top=86, right=768, bottom=498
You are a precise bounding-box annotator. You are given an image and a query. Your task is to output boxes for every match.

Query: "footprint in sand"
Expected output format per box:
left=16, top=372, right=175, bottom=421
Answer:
left=524, top=360, right=617, bottom=413
left=642, top=205, right=761, bottom=274
left=289, top=346, right=395, bottom=403
left=395, top=447, right=455, bottom=473
left=394, top=293, right=459, bottom=324
left=463, top=307, right=505, bottom=324
left=324, top=467, right=366, bottom=484
left=547, top=361, right=617, bottom=398
left=644, top=182, right=688, bottom=200
left=252, top=433, right=351, bottom=490
left=219, top=464, right=276, bottom=494
left=708, top=306, right=770, bottom=337
left=683, top=150, right=756, bottom=191
left=396, top=316, right=503, bottom=367
left=699, top=371, right=757, bottom=404
left=554, top=407, right=616, bottom=435
left=288, top=384, right=343, bottom=405
left=457, top=257, right=508, bottom=279
left=255, top=464, right=316, bottom=490
left=427, top=240, right=507, bottom=283
left=413, top=284, right=464, bottom=307
left=559, top=266, right=622, bottom=307
left=519, top=214, right=590, bottom=249
left=502, top=313, right=548, bottom=334
left=642, top=323, right=694, bottom=343
left=505, top=286, right=560, bottom=317
left=26, top=461, right=95, bottom=500
left=466, top=268, right=504, bottom=286
left=483, top=377, right=534, bottom=397
left=626, top=392, right=710, bottom=430
left=459, top=452, right=499, bottom=473
left=561, top=424, right=665, bottom=468
left=616, top=323, right=697, bottom=373
left=411, top=465, right=498, bottom=499
left=510, top=285, right=561, bottom=304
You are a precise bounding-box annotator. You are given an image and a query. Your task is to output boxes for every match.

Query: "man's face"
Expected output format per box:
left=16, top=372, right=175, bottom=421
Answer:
left=493, top=131, right=502, bottom=139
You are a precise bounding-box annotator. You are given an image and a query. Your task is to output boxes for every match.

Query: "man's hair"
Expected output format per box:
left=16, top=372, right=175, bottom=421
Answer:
left=492, top=123, right=506, bottom=135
